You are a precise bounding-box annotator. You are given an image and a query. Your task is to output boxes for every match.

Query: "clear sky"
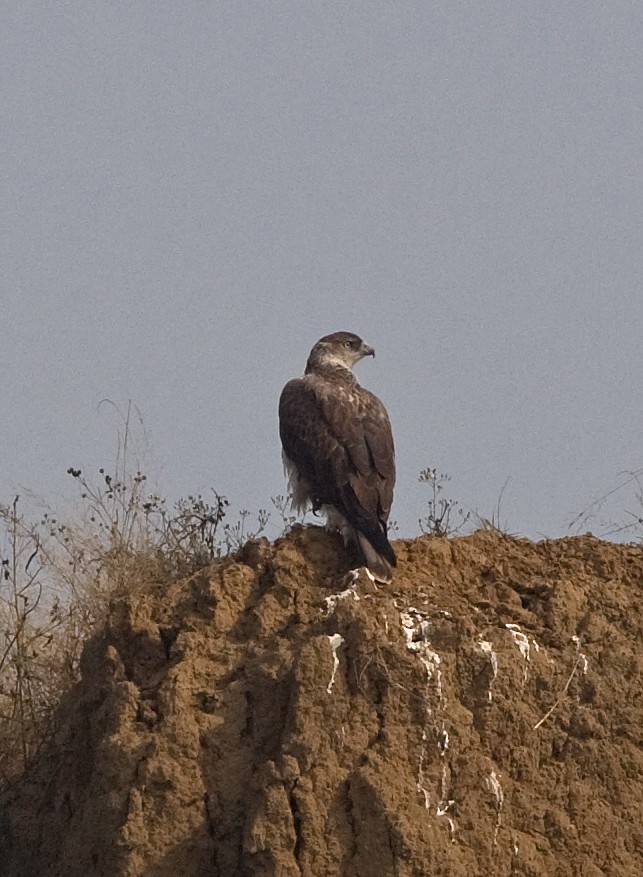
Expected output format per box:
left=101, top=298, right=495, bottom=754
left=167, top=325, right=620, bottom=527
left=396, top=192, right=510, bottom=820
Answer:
left=2, top=1, right=642, bottom=541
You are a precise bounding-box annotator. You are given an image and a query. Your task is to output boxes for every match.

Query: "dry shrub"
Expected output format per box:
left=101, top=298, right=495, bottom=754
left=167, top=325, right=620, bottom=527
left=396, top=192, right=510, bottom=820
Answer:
left=0, top=409, right=268, bottom=789
left=0, top=498, right=80, bottom=784
left=418, top=468, right=471, bottom=536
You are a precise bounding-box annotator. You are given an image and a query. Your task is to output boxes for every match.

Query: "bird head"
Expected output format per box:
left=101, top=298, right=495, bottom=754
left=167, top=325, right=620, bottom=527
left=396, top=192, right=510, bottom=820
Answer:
left=306, top=332, right=375, bottom=373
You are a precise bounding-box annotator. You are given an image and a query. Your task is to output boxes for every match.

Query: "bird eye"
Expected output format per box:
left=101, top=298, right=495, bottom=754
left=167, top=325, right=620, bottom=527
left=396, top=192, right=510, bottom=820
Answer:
left=343, top=341, right=352, bottom=348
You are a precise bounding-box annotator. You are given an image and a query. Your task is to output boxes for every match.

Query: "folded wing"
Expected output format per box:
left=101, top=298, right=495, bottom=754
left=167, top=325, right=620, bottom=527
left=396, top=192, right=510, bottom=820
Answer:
left=279, top=374, right=396, bottom=567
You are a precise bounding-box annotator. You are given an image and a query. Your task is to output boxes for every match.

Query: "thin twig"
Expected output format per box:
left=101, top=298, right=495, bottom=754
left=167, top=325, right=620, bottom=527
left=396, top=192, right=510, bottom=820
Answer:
left=533, top=647, right=585, bottom=731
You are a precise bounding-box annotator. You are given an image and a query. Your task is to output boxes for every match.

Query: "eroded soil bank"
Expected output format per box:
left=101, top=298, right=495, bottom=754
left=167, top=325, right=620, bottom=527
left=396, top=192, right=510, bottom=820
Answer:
left=1, top=527, right=642, bottom=876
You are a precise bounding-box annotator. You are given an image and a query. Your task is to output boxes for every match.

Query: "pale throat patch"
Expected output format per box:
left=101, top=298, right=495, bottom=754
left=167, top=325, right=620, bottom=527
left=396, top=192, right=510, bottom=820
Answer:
left=316, top=352, right=360, bottom=373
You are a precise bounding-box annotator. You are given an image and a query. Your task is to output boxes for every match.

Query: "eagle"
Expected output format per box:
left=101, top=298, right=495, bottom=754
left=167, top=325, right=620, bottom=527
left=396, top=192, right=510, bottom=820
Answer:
left=279, top=331, right=396, bottom=583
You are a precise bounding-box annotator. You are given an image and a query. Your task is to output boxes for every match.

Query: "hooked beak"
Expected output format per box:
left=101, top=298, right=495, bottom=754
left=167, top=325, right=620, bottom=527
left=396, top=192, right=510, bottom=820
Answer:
left=361, top=343, right=375, bottom=358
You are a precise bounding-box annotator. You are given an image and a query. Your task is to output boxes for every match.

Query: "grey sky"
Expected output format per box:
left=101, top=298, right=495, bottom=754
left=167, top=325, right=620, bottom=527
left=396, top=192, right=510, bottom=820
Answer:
left=2, top=1, right=642, bottom=540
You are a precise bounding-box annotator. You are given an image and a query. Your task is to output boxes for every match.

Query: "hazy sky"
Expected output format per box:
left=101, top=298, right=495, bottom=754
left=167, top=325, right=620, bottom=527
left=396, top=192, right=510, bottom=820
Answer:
left=2, top=1, right=642, bottom=541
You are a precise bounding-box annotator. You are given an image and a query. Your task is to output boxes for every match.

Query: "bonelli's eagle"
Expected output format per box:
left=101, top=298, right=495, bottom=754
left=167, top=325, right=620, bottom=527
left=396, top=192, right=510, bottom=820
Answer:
left=279, top=331, right=396, bottom=583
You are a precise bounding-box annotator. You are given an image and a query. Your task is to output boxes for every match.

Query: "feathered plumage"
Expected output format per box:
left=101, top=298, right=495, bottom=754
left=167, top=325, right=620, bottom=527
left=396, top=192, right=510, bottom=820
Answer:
left=279, top=331, right=396, bottom=583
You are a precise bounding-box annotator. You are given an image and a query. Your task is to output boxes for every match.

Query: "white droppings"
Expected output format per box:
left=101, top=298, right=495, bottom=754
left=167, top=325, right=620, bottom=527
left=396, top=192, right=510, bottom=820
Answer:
left=400, top=610, right=443, bottom=700
left=572, top=635, right=589, bottom=673
left=401, top=607, right=455, bottom=834
left=505, top=623, right=543, bottom=681
left=485, top=770, right=504, bottom=807
left=324, top=585, right=360, bottom=614
left=437, top=799, right=455, bottom=817
left=439, top=761, right=449, bottom=809
left=416, top=730, right=431, bottom=810
left=484, top=769, right=504, bottom=846
left=478, top=641, right=498, bottom=675
left=478, top=640, right=498, bottom=701
left=326, top=634, right=344, bottom=694
left=505, top=623, right=531, bottom=662
left=436, top=800, right=456, bottom=841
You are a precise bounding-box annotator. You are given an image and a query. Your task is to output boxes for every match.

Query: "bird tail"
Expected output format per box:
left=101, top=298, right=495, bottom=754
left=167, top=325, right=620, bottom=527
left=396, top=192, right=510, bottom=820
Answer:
left=356, top=532, right=395, bottom=584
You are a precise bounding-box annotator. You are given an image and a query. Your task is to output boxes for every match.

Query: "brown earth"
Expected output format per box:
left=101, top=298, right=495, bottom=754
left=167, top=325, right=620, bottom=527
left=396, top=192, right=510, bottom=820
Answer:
left=1, top=527, right=642, bottom=877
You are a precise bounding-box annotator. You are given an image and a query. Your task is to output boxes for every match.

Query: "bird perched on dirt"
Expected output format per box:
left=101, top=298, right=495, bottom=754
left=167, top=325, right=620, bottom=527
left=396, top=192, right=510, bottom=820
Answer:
left=279, top=331, right=396, bottom=583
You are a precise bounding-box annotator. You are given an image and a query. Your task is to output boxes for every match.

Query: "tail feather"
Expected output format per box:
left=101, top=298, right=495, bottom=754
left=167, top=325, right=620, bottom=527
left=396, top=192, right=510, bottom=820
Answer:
left=352, top=517, right=396, bottom=567
left=356, top=532, right=394, bottom=584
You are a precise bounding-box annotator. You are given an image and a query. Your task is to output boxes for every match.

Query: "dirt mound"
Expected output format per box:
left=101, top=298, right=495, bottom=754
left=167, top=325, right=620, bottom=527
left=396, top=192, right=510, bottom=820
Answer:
left=1, top=527, right=642, bottom=876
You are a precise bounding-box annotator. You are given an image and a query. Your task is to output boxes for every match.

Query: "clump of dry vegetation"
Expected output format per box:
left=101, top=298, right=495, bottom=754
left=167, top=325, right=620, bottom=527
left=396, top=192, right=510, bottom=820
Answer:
left=0, top=411, right=269, bottom=789
left=418, top=467, right=471, bottom=536
left=0, top=496, right=79, bottom=784
left=569, top=466, right=643, bottom=539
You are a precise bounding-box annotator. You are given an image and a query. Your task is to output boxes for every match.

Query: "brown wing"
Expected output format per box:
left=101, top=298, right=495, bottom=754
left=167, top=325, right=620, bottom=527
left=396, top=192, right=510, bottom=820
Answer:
left=353, top=387, right=395, bottom=518
left=279, top=377, right=340, bottom=500
left=279, top=374, right=395, bottom=562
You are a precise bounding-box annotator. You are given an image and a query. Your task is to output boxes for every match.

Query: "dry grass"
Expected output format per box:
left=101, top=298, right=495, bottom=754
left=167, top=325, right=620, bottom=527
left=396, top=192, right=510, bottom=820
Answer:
left=0, top=407, right=268, bottom=789
left=569, top=467, right=643, bottom=539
